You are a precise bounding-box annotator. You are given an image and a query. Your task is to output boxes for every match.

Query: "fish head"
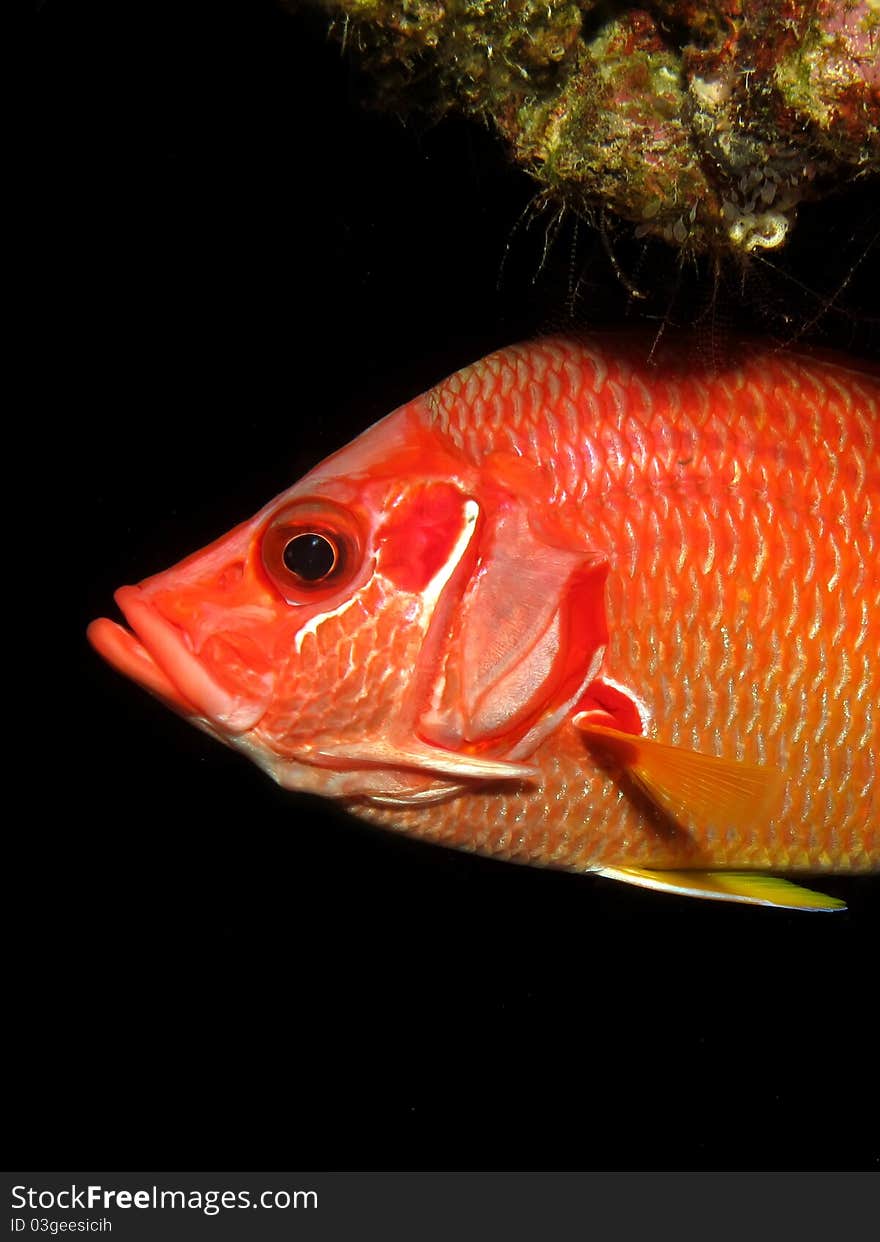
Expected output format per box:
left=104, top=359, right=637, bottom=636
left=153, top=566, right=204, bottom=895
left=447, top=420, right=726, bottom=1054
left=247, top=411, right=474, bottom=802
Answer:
left=89, top=397, right=609, bottom=806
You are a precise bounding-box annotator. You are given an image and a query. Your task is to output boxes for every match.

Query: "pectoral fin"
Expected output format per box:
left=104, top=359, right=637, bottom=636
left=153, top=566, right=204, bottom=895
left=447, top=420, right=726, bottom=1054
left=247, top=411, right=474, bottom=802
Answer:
left=573, top=719, right=783, bottom=831
left=597, top=867, right=846, bottom=911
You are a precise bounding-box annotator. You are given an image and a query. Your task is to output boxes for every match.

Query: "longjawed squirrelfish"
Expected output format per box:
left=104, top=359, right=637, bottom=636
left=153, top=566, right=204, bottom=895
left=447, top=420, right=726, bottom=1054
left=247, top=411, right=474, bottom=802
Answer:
left=89, top=334, right=879, bottom=910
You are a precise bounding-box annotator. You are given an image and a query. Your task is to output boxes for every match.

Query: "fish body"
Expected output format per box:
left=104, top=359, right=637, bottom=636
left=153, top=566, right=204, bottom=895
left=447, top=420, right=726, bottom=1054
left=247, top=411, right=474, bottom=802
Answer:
left=89, top=334, right=879, bottom=906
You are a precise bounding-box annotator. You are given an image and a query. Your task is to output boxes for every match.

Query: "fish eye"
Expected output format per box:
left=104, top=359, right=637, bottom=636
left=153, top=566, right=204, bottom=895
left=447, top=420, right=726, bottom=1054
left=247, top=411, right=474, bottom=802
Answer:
left=261, top=497, right=363, bottom=604
left=282, top=532, right=338, bottom=582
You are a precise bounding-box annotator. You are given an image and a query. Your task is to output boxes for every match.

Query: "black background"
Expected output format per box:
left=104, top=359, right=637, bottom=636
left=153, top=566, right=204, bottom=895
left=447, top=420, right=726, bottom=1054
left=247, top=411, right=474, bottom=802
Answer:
left=20, top=0, right=880, bottom=1171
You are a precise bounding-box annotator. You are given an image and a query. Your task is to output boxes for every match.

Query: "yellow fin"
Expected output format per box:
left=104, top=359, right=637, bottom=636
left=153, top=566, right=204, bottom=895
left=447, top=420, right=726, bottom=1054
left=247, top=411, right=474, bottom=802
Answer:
left=573, top=719, right=783, bottom=831
left=597, top=867, right=846, bottom=911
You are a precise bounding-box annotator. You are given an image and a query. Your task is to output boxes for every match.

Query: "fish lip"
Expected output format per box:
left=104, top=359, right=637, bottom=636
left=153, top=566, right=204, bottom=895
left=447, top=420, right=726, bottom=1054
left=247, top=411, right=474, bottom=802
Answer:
left=87, top=614, right=198, bottom=717
left=88, top=586, right=271, bottom=734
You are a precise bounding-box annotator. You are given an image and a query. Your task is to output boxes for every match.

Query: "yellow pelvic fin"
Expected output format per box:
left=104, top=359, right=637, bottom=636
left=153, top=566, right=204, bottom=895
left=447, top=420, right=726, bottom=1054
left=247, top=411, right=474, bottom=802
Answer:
left=597, top=867, right=846, bottom=911
left=573, top=719, right=783, bottom=831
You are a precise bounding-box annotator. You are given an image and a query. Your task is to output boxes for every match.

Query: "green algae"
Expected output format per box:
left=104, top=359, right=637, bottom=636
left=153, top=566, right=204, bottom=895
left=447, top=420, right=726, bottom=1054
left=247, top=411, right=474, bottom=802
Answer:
left=303, top=0, right=880, bottom=255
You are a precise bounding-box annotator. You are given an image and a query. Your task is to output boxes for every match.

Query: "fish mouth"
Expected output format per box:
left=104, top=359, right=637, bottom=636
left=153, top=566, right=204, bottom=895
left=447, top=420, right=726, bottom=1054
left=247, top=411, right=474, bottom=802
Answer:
left=87, top=585, right=270, bottom=734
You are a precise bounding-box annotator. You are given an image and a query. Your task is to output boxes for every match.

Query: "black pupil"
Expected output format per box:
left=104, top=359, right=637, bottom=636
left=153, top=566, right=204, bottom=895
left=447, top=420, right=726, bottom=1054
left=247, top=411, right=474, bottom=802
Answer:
left=283, top=532, right=337, bottom=581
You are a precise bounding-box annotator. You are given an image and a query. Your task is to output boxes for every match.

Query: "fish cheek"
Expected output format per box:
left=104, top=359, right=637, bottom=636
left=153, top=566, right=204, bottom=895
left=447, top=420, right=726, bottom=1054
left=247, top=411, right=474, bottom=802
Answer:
left=253, top=578, right=427, bottom=754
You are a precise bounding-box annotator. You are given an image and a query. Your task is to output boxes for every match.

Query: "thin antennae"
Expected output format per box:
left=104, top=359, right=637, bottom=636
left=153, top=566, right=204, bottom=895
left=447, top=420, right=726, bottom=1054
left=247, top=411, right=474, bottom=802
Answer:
left=532, top=200, right=566, bottom=285
left=646, top=252, right=687, bottom=364
left=599, top=207, right=647, bottom=301
left=566, top=215, right=580, bottom=320
left=497, top=192, right=543, bottom=295
left=770, top=229, right=880, bottom=350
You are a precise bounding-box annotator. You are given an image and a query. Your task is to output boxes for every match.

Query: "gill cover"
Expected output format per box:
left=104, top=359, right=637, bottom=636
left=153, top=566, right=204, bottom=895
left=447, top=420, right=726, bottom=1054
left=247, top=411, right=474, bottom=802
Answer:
left=417, top=498, right=609, bottom=753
